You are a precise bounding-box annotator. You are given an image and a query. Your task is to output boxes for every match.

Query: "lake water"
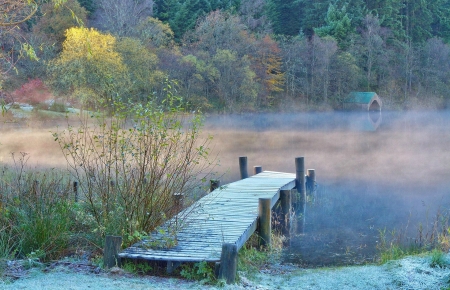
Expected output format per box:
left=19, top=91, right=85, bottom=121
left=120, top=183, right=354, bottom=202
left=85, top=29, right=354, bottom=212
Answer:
left=203, top=111, right=450, bottom=266
left=1, top=110, right=449, bottom=266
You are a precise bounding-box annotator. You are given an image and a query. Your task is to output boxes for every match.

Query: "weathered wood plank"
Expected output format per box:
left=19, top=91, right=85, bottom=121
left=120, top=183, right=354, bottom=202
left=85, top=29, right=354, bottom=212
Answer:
left=120, top=170, right=297, bottom=264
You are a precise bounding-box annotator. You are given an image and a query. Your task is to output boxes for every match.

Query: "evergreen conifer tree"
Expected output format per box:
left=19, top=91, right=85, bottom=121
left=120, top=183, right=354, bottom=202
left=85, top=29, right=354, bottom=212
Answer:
left=266, top=0, right=301, bottom=36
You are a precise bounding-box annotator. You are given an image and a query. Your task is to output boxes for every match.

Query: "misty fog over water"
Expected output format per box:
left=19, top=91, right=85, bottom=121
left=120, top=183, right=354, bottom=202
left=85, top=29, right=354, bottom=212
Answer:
left=204, top=111, right=450, bottom=266
left=1, top=110, right=449, bottom=266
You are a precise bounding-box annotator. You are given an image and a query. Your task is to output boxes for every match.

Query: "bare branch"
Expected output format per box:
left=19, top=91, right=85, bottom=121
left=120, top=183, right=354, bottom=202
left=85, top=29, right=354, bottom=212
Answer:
left=0, top=0, right=38, bottom=27
left=96, top=0, right=154, bottom=36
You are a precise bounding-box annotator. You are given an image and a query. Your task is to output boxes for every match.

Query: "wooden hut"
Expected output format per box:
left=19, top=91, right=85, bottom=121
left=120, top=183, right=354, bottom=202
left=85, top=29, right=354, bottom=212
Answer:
left=344, top=92, right=382, bottom=111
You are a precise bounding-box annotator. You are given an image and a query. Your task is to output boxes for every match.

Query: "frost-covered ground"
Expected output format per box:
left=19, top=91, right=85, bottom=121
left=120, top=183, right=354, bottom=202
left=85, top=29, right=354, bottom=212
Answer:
left=1, top=254, right=450, bottom=290
left=252, top=255, right=450, bottom=290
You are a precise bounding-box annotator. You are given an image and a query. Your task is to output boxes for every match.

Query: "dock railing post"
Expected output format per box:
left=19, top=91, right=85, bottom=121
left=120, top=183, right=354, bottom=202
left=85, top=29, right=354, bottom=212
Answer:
left=239, top=156, right=248, bottom=179
left=172, top=193, right=184, bottom=214
left=295, top=157, right=306, bottom=203
left=258, top=198, right=272, bottom=247
left=306, top=169, right=316, bottom=195
left=104, top=235, right=122, bottom=268
left=254, top=166, right=262, bottom=175
left=218, top=243, right=238, bottom=284
left=295, top=157, right=307, bottom=234
left=280, top=190, right=292, bottom=237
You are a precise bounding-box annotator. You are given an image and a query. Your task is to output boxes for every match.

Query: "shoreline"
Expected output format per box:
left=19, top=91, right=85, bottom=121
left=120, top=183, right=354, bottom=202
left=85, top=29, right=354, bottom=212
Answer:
left=1, top=253, right=450, bottom=289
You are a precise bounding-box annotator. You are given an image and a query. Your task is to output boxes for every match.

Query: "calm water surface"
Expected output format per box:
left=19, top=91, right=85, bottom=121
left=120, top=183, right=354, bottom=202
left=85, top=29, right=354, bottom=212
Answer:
left=1, top=110, right=449, bottom=266
left=204, top=111, right=450, bottom=266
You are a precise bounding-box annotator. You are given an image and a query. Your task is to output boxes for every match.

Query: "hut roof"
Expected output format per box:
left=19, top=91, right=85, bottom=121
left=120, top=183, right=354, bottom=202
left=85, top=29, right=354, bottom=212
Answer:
left=344, top=92, right=382, bottom=111
left=345, top=92, right=378, bottom=104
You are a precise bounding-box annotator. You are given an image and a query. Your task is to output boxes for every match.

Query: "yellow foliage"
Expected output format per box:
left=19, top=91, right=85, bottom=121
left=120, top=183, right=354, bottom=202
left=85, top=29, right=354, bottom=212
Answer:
left=61, top=27, right=123, bottom=66
left=115, top=37, right=159, bottom=83
left=50, top=27, right=129, bottom=107
left=264, top=54, right=285, bottom=93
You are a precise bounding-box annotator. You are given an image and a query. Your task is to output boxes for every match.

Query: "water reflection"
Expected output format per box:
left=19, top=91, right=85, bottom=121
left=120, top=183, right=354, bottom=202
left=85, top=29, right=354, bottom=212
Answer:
left=205, top=111, right=385, bottom=132
left=203, top=111, right=450, bottom=266
left=284, top=178, right=450, bottom=267
left=2, top=110, right=450, bottom=266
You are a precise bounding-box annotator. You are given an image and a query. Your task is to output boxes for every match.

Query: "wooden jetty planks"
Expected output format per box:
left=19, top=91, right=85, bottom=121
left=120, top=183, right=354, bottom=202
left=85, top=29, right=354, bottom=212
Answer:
left=119, top=171, right=296, bottom=263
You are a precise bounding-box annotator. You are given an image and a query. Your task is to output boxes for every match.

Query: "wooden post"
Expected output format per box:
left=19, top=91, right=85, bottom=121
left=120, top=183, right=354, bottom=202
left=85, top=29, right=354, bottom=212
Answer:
left=218, top=243, right=238, bottom=284
left=167, top=261, right=181, bottom=274
left=214, top=262, right=221, bottom=278
left=210, top=179, right=221, bottom=192
left=104, top=235, right=122, bottom=268
left=280, top=190, right=291, bottom=237
left=172, top=193, right=184, bottom=213
left=254, top=166, right=262, bottom=175
left=73, top=181, right=78, bottom=202
left=258, top=198, right=271, bottom=247
left=239, top=156, right=248, bottom=179
left=295, top=157, right=306, bottom=203
left=306, top=169, right=316, bottom=195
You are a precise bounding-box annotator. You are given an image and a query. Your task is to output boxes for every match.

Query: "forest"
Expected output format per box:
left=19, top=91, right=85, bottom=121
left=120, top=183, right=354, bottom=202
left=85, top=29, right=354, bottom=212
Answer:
left=2, top=0, right=450, bottom=112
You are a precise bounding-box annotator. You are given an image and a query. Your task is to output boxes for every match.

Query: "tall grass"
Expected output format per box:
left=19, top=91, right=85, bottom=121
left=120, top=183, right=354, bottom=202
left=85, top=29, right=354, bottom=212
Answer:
left=0, top=153, right=74, bottom=261
left=237, top=231, right=285, bottom=278
left=377, top=209, right=450, bottom=264
left=0, top=83, right=217, bottom=265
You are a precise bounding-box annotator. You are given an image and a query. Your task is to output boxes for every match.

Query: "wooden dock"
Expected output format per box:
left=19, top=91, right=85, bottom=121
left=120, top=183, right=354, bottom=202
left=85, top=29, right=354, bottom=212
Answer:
left=118, top=157, right=313, bottom=283
left=119, top=171, right=296, bottom=261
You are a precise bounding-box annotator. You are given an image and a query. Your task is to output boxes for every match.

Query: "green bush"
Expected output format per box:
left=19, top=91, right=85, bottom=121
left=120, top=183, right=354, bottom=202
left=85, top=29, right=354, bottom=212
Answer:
left=122, top=260, right=152, bottom=275
left=180, top=261, right=218, bottom=284
left=49, top=102, right=67, bottom=112
left=52, top=79, right=215, bottom=247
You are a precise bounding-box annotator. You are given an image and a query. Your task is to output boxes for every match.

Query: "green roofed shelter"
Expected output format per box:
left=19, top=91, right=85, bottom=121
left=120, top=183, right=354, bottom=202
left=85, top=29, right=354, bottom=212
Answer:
left=344, top=92, right=382, bottom=111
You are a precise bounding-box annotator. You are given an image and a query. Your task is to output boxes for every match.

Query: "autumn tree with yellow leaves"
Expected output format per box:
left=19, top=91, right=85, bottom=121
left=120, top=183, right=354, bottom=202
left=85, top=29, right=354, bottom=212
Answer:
left=48, top=27, right=129, bottom=109
left=48, top=27, right=168, bottom=108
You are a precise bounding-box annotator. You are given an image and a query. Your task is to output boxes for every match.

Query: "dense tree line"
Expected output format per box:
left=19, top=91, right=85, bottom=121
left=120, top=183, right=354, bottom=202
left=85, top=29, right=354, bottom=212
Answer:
left=2, top=0, right=450, bottom=111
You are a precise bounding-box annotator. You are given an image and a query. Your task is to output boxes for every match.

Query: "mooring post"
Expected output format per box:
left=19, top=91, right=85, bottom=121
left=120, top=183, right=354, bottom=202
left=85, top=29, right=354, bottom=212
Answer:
left=210, top=179, right=221, bottom=192
left=73, top=181, right=78, bottom=202
left=214, top=262, right=221, bottom=278
left=104, top=235, right=122, bottom=268
left=280, top=189, right=292, bottom=237
left=239, top=156, right=248, bottom=179
left=295, top=157, right=306, bottom=203
left=172, top=193, right=184, bottom=213
left=167, top=261, right=181, bottom=274
left=218, top=243, right=238, bottom=284
left=254, top=166, right=262, bottom=175
left=258, top=198, right=272, bottom=247
left=306, top=169, right=316, bottom=195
